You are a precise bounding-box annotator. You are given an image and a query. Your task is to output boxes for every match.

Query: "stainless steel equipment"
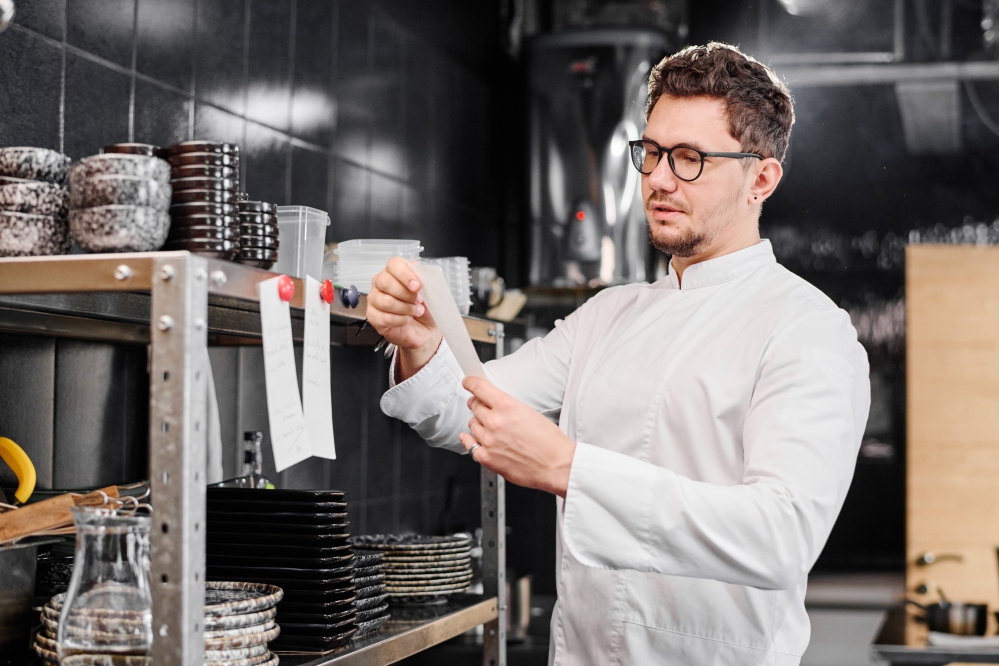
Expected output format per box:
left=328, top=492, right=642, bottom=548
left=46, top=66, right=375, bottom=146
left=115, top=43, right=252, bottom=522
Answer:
left=526, top=29, right=672, bottom=287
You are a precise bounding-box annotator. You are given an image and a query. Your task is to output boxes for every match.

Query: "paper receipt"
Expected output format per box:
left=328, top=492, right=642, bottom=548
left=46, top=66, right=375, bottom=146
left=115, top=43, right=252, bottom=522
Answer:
left=413, top=263, right=486, bottom=379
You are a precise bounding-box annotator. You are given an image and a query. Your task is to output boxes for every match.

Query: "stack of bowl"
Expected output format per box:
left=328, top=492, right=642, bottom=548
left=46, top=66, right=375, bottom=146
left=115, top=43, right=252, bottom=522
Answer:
left=0, top=146, right=72, bottom=256
left=68, top=148, right=172, bottom=253
left=237, top=200, right=279, bottom=269
left=163, top=142, right=240, bottom=259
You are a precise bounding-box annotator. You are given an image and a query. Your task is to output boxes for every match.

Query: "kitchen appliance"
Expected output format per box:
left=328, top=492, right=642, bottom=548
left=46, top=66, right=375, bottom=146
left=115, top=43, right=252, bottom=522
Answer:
left=907, top=597, right=989, bottom=636
left=526, top=29, right=672, bottom=287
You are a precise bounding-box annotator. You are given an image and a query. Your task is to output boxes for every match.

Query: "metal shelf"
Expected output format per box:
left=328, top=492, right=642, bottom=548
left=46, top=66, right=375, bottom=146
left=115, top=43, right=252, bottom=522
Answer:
left=280, top=595, right=498, bottom=666
left=0, top=252, right=507, bottom=666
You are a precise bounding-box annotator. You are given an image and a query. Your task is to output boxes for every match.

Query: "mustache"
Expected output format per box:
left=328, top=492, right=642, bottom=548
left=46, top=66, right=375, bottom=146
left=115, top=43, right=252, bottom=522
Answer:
left=645, top=193, right=691, bottom=215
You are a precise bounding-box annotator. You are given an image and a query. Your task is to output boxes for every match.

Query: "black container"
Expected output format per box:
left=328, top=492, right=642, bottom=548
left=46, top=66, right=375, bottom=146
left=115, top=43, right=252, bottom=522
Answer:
left=165, top=141, right=239, bottom=156
left=240, top=235, right=279, bottom=250
left=170, top=177, right=237, bottom=192
left=239, top=223, right=279, bottom=238
left=171, top=189, right=235, bottom=204
left=238, top=247, right=279, bottom=264
left=237, top=201, right=278, bottom=215
left=168, top=225, right=238, bottom=241
left=167, top=152, right=239, bottom=168
left=169, top=202, right=237, bottom=217
left=170, top=165, right=236, bottom=180
left=170, top=214, right=237, bottom=229
left=102, top=143, right=161, bottom=157
left=908, top=600, right=989, bottom=636
left=238, top=212, right=277, bottom=226
left=164, top=238, right=239, bottom=253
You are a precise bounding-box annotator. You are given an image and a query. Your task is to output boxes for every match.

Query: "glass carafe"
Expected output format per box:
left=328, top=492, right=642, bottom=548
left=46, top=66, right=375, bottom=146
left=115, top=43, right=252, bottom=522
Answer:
left=57, top=507, right=152, bottom=658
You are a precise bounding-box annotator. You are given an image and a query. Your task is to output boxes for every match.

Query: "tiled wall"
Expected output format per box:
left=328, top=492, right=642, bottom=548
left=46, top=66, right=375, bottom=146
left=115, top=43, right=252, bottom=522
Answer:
left=0, top=0, right=497, bottom=535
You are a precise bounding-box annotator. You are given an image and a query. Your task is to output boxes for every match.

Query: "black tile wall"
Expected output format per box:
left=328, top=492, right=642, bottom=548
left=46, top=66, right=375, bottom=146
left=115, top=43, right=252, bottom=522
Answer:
left=0, top=0, right=498, bottom=535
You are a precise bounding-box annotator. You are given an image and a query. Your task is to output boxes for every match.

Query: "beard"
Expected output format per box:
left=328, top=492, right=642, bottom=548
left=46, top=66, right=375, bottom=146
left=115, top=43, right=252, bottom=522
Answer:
left=645, top=194, right=706, bottom=257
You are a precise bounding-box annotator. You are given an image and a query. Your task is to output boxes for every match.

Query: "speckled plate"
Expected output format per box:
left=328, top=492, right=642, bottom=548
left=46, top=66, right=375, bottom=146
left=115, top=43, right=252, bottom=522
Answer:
left=353, top=564, right=382, bottom=577
left=380, top=562, right=469, bottom=574
left=204, top=644, right=269, bottom=660
left=385, top=581, right=471, bottom=595
left=205, top=620, right=275, bottom=638
left=351, top=549, right=384, bottom=565
left=204, top=582, right=284, bottom=616
left=204, top=624, right=280, bottom=649
left=352, top=573, right=384, bottom=587
left=353, top=593, right=389, bottom=611
left=205, top=607, right=277, bottom=631
left=354, top=584, right=386, bottom=600
left=205, top=650, right=274, bottom=666
left=70, top=174, right=171, bottom=209
left=381, top=553, right=471, bottom=565
left=354, top=602, right=389, bottom=622
left=352, top=613, right=390, bottom=638
left=60, top=656, right=152, bottom=666
left=384, top=570, right=472, bottom=582
left=351, top=535, right=471, bottom=551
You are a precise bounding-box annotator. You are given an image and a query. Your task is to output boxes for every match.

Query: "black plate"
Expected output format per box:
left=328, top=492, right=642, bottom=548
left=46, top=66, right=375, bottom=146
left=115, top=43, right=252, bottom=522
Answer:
left=238, top=222, right=279, bottom=238
left=165, top=238, right=238, bottom=253
left=207, top=510, right=347, bottom=525
left=269, top=627, right=357, bottom=652
left=276, top=616, right=356, bottom=636
left=170, top=213, right=237, bottom=228
left=239, top=235, right=279, bottom=250
left=171, top=165, right=236, bottom=180
left=238, top=211, right=277, bottom=225
left=281, top=587, right=361, bottom=604
left=277, top=595, right=357, bottom=614
left=206, top=496, right=347, bottom=512
left=354, top=584, right=386, bottom=600
left=207, top=532, right=351, bottom=548
left=166, top=141, right=239, bottom=156
left=168, top=152, right=239, bottom=167
left=237, top=201, right=278, bottom=214
left=207, top=553, right=353, bottom=570
left=170, top=202, right=237, bottom=217
left=352, top=565, right=381, bottom=577
left=171, top=189, right=235, bottom=204
left=238, top=247, right=279, bottom=262
left=168, top=225, right=237, bottom=241
left=354, top=602, right=389, bottom=623
left=207, top=520, right=349, bottom=536
left=276, top=607, right=355, bottom=623
left=207, top=541, right=352, bottom=559
left=205, top=570, right=354, bottom=591
left=170, top=176, right=237, bottom=191
left=207, top=488, right=347, bottom=503
left=207, top=563, right=354, bottom=580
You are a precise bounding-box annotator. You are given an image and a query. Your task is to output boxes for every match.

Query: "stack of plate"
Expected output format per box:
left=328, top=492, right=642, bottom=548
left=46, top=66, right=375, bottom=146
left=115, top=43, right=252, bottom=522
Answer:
left=163, top=141, right=240, bottom=259
left=205, top=488, right=358, bottom=653
left=421, top=256, right=472, bottom=315
left=333, top=239, right=423, bottom=293
left=32, top=582, right=283, bottom=666
left=67, top=149, right=172, bottom=253
left=0, top=147, right=71, bottom=257
left=349, top=550, right=389, bottom=638
left=237, top=200, right=279, bottom=269
left=351, top=535, right=473, bottom=604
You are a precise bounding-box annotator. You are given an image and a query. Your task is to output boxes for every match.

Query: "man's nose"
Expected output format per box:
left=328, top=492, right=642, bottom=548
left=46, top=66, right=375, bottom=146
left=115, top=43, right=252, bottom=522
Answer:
left=646, top=157, right=678, bottom=193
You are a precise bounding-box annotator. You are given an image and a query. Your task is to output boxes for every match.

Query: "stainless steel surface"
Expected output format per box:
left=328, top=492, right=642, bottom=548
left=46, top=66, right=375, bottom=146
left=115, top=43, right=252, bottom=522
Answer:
left=279, top=595, right=498, bottom=666
left=149, top=254, right=207, bottom=666
left=778, top=60, right=999, bottom=88
left=482, top=470, right=508, bottom=666
left=916, top=552, right=964, bottom=567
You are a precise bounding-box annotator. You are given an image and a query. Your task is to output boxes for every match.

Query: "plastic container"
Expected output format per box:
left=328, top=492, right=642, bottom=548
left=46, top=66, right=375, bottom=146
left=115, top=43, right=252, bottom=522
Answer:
left=330, top=238, right=423, bottom=292
left=422, top=257, right=471, bottom=315
left=273, top=206, right=330, bottom=280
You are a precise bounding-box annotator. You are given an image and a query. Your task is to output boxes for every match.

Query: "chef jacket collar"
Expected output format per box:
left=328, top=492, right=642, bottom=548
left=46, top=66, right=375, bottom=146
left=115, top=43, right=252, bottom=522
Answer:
left=664, top=239, right=776, bottom=290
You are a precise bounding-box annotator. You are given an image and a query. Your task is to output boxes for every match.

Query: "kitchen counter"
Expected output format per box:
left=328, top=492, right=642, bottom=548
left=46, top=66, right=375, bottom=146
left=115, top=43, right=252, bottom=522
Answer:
left=873, top=608, right=999, bottom=665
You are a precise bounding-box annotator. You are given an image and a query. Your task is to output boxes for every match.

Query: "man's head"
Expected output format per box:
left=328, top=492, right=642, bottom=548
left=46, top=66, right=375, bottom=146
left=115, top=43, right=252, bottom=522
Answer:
left=640, top=43, right=793, bottom=263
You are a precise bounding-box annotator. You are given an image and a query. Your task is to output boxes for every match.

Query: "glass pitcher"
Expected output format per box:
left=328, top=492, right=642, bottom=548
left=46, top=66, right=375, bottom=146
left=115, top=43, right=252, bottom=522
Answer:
left=57, top=507, right=152, bottom=658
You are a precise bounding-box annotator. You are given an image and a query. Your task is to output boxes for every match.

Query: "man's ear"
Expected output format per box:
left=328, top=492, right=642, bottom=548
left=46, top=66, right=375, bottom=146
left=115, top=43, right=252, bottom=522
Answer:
left=749, top=158, right=783, bottom=203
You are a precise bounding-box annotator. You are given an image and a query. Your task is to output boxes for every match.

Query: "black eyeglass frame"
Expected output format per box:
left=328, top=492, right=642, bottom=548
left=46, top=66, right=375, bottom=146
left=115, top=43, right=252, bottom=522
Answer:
left=628, top=139, right=764, bottom=181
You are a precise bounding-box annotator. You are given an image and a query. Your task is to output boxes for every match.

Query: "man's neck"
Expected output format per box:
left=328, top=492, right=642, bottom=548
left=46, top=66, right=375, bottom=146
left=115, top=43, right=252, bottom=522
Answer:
left=670, top=229, right=761, bottom=287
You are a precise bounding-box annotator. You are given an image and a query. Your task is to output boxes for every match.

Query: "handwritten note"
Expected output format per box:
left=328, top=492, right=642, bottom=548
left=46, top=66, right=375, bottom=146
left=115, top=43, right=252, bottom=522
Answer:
left=413, top=263, right=486, bottom=378
left=303, top=276, right=336, bottom=459
left=259, top=276, right=311, bottom=472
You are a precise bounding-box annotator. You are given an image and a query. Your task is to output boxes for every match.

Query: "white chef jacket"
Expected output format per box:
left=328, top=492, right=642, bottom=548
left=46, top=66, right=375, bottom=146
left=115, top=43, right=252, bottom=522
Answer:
left=381, top=240, right=871, bottom=665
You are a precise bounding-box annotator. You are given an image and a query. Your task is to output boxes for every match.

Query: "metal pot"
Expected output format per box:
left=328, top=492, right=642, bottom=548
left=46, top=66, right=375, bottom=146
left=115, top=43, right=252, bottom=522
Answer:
left=908, top=599, right=989, bottom=636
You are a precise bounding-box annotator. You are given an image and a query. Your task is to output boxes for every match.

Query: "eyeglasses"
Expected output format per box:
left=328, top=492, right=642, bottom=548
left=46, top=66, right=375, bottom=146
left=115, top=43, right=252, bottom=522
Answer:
left=628, top=139, right=763, bottom=181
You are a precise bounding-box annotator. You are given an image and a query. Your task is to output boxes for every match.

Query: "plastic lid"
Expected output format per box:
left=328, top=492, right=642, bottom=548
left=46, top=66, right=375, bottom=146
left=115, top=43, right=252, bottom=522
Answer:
left=335, top=239, right=422, bottom=253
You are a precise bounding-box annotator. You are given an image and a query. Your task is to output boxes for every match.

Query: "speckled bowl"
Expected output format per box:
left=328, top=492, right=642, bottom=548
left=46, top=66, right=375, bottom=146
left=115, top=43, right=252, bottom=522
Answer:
left=0, top=147, right=72, bottom=186
left=0, top=210, right=72, bottom=256
left=69, top=205, right=171, bottom=253
left=69, top=154, right=171, bottom=187
left=70, top=174, right=172, bottom=210
left=0, top=182, right=69, bottom=218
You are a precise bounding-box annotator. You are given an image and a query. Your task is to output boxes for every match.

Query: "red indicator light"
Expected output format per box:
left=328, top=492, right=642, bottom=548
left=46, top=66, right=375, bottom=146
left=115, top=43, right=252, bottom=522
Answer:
left=575, top=210, right=586, bottom=221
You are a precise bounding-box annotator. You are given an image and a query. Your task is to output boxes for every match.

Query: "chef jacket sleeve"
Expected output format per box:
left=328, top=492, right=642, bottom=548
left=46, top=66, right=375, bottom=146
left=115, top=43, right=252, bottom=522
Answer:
left=380, top=311, right=578, bottom=455
left=561, top=308, right=871, bottom=591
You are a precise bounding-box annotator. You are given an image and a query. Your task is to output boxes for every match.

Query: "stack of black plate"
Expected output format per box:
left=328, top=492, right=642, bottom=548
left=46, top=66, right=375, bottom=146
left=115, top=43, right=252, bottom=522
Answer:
left=205, top=488, right=358, bottom=653
left=162, top=141, right=240, bottom=259
left=237, top=200, right=279, bottom=269
left=350, top=549, right=389, bottom=639
left=351, top=535, right=474, bottom=604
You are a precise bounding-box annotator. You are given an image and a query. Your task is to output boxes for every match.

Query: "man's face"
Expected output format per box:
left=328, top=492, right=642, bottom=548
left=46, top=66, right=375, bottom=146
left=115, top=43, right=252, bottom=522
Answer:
left=641, top=95, right=755, bottom=258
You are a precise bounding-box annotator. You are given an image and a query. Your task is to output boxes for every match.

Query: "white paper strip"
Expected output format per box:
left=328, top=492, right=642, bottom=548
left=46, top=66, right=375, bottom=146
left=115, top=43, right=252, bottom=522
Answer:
left=258, top=276, right=311, bottom=471
left=303, top=276, right=336, bottom=459
left=413, top=263, right=485, bottom=379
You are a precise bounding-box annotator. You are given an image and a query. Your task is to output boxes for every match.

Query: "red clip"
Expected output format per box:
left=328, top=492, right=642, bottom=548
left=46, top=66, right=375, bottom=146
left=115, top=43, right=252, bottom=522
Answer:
left=320, top=279, right=334, bottom=304
left=277, top=275, right=295, bottom=302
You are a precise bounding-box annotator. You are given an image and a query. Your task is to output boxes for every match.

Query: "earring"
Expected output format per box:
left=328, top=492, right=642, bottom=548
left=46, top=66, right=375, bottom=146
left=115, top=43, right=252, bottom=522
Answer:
left=753, top=196, right=758, bottom=200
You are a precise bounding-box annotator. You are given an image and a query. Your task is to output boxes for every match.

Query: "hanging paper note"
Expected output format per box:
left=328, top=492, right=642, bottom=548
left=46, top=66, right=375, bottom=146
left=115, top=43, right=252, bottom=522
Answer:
left=303, top=276, right=336, bottom=459
left=259, top=276, right=311, bottom=472
left=413, top=263, right=486, bottom=379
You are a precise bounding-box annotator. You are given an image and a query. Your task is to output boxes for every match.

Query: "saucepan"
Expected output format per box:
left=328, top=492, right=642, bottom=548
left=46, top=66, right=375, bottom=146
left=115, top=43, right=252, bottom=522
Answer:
left=907, top=594, right=989, bottom=636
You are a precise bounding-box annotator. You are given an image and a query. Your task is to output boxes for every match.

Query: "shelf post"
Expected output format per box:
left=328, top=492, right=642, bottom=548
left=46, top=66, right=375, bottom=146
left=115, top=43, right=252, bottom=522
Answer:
left=482, top=321, right=506, bottom=666
left=149, top=254, right=209, bottom=666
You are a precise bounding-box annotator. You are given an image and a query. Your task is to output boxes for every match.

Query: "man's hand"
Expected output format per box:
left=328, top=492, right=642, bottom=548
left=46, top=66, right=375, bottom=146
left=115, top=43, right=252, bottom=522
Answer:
left=459, top=376, right=576, bottom=498
left=367, top=257, right=443, bottom=380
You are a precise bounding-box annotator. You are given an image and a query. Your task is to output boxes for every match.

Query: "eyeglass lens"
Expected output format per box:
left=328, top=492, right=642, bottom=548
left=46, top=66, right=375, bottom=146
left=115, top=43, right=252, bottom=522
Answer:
left=630, top=141, right=703, bottom=181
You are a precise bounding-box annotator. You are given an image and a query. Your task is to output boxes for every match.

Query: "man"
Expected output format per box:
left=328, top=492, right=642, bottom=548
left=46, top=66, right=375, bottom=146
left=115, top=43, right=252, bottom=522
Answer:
left=368, top=43, right=870, bottom=665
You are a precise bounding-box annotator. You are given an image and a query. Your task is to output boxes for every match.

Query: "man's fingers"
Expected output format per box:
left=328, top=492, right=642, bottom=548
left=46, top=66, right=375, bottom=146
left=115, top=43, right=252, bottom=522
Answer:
left=462, top=376, right=505, bottom=408
left=368, top=310, right=413, bottom=330
left=372, top=269, right=419, bottom=303
left=458, top=432, right=477, bottom=452
left=368, top=289, right=424, bottom=318
left=468, top=417, right=490, bottom=446
left=385, top=257, right=421, bottom=294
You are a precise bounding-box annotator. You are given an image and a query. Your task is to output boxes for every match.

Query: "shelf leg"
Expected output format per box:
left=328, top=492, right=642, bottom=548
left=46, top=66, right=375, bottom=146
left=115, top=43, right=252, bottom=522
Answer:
left=149, top=255, right=209, bottom=666
left=481, top=467, right=507, bottom=666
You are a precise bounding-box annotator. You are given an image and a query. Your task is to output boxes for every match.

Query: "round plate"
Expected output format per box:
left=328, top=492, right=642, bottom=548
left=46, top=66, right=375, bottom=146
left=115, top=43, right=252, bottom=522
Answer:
left=351, top=535, right=472, bottom=551
left=172, top=188, right=235, bottom=204
left=168, top=225, right=238, bottom=241
left=205, top=650, right=274, bottom=666
left=238, top=211, right=277, bottom=225
left=385, top=570, right=473, bottom=582
left=382, top=552, right=471, bottom=564
left=204, top=607, right=277, bottom=631
left=170, top=176, right=238, bottom=191
left=238, top=247, right=278, bottom=262
left=204, top=582, right=284, bottom=616
left=168, top=152, right=239, bottom=168
left=204, top=620, right=275, bottom=638
left=238, top=222, right=279, bottom=238
left=386, top=583, right=470, bottom=596
left=352, top=614, right=390, bottom=638
left=170, top=201, right=237, bottom=217
left=353, top=564, right=382, bottom=577
left=60, top=656, right=151, bottom=666
left=354, top=602, right=389, bottom=622
left=354, top=593, right=389, bottom=611
left=166, top=141, right=239, bottom=156
left=239, top=235, right=279, bottom=250
left=354, top=584, right=386, bottom=600
left=171, top=164, right=236, bottom=180
left=170, top=213, right=237, bottom=228
left=204, top=644, right=269, bottom=660
left=380, top=562, right=469, bottom=574
left=352, top=573, right=384, bottom=587
left=383, top=545, right=471, bottom=557
left=204, top=624, right=280, bottom=650
left=237, top=201, right=277, bottom=214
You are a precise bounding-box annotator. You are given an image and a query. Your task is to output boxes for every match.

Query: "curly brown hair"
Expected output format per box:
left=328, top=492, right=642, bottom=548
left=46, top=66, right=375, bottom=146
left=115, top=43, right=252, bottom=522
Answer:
left=646, top=42, right=794, bottom=163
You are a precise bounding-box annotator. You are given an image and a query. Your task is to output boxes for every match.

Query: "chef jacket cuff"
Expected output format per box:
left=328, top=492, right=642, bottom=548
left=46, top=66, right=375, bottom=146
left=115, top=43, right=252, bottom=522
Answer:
left=562, top=441, right=660, bottom=572
left=380, top=339, right=464, bottom=425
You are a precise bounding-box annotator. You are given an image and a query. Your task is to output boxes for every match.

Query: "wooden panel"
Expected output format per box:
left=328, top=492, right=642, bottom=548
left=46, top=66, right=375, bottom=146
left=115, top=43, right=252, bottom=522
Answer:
left=906, top=246, right=999, bottom=645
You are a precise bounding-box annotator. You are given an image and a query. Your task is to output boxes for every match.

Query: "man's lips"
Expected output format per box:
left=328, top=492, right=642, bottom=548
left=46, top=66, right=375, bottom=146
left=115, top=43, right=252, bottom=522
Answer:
left=648, top=201, right=686, bottom=220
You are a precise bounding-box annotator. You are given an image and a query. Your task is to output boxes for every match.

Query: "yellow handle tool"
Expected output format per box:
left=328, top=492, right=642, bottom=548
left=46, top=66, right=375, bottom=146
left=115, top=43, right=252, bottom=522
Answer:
left=0, top=437, right=37, bottom=503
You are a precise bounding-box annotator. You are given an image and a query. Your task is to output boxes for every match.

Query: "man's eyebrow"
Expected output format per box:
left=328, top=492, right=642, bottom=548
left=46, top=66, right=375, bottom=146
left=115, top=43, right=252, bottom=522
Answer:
left=639, top=136, right=708, bottom=152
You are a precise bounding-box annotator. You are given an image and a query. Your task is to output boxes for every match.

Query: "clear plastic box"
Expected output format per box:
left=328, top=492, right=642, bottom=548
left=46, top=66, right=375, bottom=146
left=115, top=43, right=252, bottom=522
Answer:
left=274, top=206, right=330, bottom=281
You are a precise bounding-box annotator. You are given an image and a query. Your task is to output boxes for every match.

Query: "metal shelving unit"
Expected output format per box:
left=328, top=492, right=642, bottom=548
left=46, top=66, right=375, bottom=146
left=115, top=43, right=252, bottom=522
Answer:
left=0, top=252, right=506, bottom=666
